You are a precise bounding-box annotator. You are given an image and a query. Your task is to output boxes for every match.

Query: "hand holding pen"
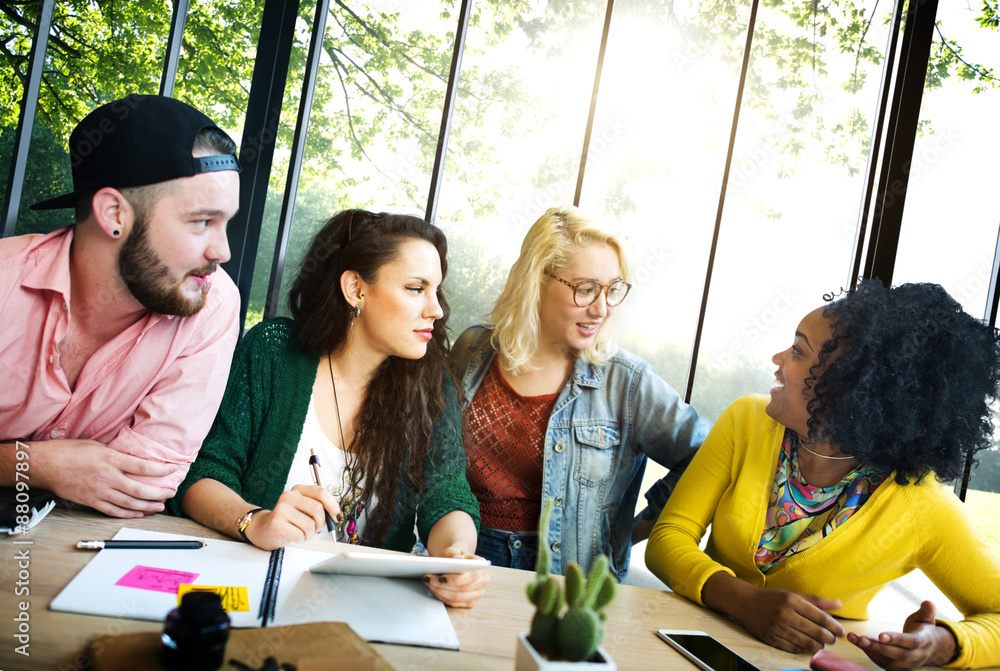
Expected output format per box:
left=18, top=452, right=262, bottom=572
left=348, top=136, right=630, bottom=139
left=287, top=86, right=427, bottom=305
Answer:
left=236, top=485, right=341, bottom=551
left=308, top=449, right=339, bottom=536
left=232, top=486, right=339, bottom=551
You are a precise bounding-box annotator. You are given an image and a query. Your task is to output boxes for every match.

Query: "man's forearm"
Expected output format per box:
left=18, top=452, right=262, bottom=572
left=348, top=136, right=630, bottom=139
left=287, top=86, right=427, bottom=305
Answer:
left=0, top=440, right=29, bottom=487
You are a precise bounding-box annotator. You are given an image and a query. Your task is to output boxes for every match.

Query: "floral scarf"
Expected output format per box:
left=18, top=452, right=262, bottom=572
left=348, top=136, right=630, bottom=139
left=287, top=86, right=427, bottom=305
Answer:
left=756, top=429, right=886, bottom=572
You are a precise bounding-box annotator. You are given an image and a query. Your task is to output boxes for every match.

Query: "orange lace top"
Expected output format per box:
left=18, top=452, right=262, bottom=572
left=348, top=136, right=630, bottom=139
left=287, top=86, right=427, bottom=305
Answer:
left=464, top=362, right=558, bottom=531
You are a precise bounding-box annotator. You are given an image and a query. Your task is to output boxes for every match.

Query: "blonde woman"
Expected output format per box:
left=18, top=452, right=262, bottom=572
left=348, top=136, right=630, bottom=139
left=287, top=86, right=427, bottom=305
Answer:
left=452, top=206, right=709, bottom=580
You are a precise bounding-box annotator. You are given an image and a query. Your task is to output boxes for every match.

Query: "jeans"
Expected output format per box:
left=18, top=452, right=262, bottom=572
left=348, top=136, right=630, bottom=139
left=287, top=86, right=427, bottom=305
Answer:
left=476, top=527, right=539, bottom=572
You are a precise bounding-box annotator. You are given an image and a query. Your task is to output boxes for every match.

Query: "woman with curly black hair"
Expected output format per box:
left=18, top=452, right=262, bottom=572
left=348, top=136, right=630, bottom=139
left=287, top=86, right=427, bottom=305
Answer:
left=646, top=281, right=1000, bottom=669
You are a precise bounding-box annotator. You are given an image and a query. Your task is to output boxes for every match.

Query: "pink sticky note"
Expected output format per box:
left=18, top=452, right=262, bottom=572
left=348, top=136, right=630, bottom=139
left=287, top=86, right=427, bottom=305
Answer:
left=116, top=565, right=200, bottom=594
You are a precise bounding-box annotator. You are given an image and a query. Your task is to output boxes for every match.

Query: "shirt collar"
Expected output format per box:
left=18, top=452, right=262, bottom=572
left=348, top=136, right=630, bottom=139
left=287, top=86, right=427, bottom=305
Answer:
left=21, top=226, right=75, bottom=299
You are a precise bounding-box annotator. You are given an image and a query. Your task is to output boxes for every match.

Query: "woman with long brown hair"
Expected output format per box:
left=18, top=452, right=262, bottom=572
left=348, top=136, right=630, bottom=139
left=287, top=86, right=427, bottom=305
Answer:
left=169, top=209, right=488, bottom=608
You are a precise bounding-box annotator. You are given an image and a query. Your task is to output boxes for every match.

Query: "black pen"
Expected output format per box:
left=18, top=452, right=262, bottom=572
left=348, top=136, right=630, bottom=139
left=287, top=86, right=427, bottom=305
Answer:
left=308, top=449, right=337, bottom=533
left=76, top=540, right=206, bottom=550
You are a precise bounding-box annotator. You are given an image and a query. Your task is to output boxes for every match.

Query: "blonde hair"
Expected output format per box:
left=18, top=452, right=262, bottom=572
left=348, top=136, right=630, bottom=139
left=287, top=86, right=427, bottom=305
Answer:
left=489, top=206, right=632, bottom=374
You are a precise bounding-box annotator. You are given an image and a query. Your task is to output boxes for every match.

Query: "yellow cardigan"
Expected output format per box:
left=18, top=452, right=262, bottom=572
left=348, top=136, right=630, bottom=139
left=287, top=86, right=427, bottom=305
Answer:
left=646, top=395, right=1000, bottom=668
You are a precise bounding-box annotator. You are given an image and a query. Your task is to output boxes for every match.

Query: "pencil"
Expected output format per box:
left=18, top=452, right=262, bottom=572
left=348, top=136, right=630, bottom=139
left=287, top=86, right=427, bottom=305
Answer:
left=76, top=540, right=206, bottom=550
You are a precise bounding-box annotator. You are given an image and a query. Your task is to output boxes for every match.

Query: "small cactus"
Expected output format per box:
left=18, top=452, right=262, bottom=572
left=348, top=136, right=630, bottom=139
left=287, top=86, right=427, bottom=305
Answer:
left=525, top=499, right=617, bottom=662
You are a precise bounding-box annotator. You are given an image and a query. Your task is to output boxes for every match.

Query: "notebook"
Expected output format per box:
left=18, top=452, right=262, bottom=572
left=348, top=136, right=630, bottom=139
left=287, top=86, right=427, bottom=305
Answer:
left=50, top=527, right=460, bottom=649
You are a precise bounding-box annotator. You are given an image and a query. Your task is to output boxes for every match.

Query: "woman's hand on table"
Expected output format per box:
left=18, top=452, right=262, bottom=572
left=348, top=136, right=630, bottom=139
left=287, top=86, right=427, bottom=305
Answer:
left=741, top=587, right=845, bottom=654
left=424, top=546, right=491, bottom=609
left=703, top=573, right=845, bottom=654
left=847, top=600, right=957, bottom=670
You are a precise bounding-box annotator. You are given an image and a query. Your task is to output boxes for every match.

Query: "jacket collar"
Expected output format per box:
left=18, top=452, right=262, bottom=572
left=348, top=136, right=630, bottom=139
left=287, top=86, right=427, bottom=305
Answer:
left=571, top=356, right=605, bottom=389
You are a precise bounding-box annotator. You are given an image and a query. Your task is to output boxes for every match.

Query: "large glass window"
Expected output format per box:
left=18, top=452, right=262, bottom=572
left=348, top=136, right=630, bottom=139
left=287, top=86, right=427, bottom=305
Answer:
left=434, top=1, right=607, bottom=335
left=687, top=0, right=897, bottom=422
left=891, top=3, right=1000, bottom=561
left=0, top=0, right=36, bottom=204
left=3, top=0, right=175, bottom=236
left=625, top=1, right=897, bottom=524
left=169, top=0, right=270, bottom=330
left=578, top=0, right=750, bottom=405
left=967, top=413, right=1000, bottom=559
left=892, top=4, right=1000, bottom=318
left=173, top=0, right=266, bottom=143
left=266, top=0, right=464, bottom=324
left=228, top=1, right=310, bottom=329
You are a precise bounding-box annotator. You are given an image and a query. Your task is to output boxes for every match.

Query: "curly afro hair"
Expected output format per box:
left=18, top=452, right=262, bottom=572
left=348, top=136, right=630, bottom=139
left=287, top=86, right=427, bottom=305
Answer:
left=804, top=280, right=1000, bottom=485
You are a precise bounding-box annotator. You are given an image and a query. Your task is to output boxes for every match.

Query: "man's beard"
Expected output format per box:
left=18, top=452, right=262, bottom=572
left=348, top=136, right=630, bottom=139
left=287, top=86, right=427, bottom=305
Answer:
left=118, top=218, right=214, bottom=317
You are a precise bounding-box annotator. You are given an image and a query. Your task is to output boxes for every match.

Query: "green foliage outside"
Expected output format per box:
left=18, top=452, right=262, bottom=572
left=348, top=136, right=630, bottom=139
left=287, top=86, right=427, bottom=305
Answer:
left=4, top=1, right=998, bottom=240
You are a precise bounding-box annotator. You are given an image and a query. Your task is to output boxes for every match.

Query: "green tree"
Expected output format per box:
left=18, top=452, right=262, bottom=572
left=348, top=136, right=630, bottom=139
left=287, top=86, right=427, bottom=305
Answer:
left=3, top=0, right=997, bottom=322
left=6, top=1, right=996, bottom=233
left=1, top=0, right=260, bottom=234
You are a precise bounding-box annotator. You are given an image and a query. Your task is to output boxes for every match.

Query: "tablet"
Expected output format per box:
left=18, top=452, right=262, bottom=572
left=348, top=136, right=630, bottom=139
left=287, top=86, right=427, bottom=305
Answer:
left=308, top=551, right=490, bottom=578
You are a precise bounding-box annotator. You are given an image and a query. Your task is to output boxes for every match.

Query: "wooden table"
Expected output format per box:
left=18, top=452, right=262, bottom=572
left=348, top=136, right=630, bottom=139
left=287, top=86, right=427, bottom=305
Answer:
left=0, top=509, right=978, bottom=670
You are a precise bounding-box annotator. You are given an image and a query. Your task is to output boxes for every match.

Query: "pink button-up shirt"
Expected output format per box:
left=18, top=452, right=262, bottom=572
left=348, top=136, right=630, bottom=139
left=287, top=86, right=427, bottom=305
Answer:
left=0, top=227, right=240, bottom=493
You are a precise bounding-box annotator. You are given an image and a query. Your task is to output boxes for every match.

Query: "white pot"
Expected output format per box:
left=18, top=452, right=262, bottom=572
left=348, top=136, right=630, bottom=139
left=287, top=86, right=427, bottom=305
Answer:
left=515, top=632, right=616, bottom=671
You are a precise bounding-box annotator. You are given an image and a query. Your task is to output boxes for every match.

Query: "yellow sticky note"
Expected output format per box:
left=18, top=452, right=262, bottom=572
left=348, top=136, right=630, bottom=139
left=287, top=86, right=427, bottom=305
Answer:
left=177, top=584, right=250, bottom=612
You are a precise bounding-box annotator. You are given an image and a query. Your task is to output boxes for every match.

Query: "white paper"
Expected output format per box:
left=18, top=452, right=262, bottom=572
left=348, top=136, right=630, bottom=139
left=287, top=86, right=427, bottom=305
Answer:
left=309, top=551, right=489, bottom=578
left=50, top=527, right=460, bottom=649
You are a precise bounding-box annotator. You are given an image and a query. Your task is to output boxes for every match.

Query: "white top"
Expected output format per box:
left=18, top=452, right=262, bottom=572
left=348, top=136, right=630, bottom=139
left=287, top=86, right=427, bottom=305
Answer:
left=284, top=394, right=375, bottom=543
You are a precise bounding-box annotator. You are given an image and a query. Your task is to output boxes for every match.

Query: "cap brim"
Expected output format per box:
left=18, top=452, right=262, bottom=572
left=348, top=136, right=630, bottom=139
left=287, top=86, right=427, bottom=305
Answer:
left=30, top=192, right=82, bottom=211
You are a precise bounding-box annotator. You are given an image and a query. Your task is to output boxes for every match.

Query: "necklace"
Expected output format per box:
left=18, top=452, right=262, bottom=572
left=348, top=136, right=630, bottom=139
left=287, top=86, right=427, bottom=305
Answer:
left=327, top=357, right=365, bottom=544
left=798, top=439, right=856, bottom=460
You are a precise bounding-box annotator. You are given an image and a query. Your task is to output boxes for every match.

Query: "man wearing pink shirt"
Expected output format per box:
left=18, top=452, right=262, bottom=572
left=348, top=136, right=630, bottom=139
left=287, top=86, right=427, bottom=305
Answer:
left=0, top=94, right=241, bottom=518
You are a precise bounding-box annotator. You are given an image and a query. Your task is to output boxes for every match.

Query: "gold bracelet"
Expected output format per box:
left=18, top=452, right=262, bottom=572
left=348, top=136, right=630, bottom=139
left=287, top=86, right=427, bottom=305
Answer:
left=236, top=507, right=266, bottom=543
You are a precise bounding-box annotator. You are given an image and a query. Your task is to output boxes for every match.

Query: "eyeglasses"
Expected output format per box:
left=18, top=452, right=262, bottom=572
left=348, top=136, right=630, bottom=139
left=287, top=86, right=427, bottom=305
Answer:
left=545, top=273, right=632, bottom=307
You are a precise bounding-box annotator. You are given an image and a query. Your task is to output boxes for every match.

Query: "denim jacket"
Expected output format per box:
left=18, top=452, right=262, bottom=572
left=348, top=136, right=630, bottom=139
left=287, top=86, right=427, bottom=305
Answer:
left=453, top=326, right=710, bottom=581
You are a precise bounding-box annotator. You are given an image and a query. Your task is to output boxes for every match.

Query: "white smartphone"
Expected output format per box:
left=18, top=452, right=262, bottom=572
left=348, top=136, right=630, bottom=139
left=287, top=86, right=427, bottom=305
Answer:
left=657, top=629, right=762, bottom=671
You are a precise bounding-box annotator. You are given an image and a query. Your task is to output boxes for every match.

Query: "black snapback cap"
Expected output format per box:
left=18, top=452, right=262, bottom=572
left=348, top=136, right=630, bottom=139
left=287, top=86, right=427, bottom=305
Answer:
left=31, top=94, right=240, bottom=211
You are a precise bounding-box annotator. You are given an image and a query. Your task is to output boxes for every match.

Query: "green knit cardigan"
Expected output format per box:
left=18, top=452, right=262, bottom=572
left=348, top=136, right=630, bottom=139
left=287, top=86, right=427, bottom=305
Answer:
left=166, top=318, right=480, bottom=551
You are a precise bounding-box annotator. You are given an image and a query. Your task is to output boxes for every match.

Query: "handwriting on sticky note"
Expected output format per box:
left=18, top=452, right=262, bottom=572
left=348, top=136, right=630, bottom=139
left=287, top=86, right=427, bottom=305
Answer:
left=177, top=584, right=250, bottom=612
left=115, top=565, right=199, bottom=594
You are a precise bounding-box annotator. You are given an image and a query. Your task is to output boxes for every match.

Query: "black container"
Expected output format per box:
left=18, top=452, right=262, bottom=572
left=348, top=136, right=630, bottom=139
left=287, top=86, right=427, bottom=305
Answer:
left=161, top=591, right=231, bottom=671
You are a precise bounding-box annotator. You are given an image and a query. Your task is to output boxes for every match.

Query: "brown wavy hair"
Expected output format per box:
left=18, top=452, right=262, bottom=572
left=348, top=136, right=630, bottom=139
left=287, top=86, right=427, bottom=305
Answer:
left=288, top=209, right=450, bottom=546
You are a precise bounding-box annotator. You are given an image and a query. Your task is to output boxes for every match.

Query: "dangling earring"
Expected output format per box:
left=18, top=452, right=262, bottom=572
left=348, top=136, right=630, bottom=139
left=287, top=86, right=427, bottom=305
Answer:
left=349, top=303, right=361, bottom=330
